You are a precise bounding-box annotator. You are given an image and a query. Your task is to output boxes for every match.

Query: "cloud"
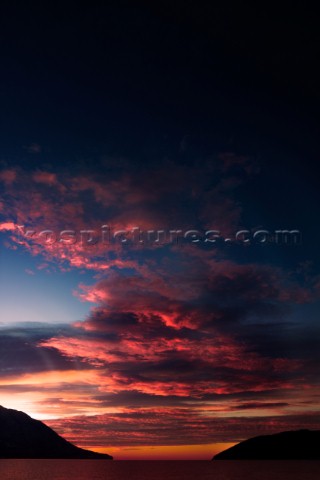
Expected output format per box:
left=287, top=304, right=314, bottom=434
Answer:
left=45, top=409, right=320, bottom=448
left=0, top=169, right=17, bottom=184
left=0, top=156, right=254, bottom=269
left=1, top=155, right=319, bottom=448
left=0, top=222, right=16, bottom=231
left=38, top=257, right=312, bottom=403
left=33, top=171, right=57, bottom=185
left=0, top=323, right=82, bottom=377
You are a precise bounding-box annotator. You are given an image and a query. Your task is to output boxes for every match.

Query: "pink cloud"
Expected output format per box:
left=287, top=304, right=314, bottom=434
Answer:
left=33, top=171, right=58, bottom=185
left=0, top=221, right=16, bottom=231
left=1, top=158, right=319, bottom=449
left=25, top=268, right=35, bottom=275
left=0, top=169, right=17, bottom=184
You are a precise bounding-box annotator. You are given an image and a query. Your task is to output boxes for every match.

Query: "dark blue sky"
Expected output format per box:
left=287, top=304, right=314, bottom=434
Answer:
left=1, top=2, right=319, bottom=260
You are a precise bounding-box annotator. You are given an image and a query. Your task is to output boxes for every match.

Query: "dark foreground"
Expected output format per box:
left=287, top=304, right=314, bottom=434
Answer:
left=1, top=460, right=320, bottom=480
left=213, top=430, right=320, bottom=460
left=0, top=406, right=112, bottom=459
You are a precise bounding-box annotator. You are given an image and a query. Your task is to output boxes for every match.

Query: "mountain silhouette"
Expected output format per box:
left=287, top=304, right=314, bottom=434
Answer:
left=0, top=405, right=112, bottom=459
left=213, top=430, right=320, bottom=460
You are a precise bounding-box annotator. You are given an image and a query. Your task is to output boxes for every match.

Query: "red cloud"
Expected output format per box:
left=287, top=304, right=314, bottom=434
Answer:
left=0, top=168, right=17, bottom=184
left=1, top=158, right=319, bottom=452
left=33, top=171, right=58, bottom=185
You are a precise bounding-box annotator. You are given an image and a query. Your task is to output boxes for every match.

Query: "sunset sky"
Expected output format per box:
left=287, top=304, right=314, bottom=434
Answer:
left=1, top=3, right=320, bottom=460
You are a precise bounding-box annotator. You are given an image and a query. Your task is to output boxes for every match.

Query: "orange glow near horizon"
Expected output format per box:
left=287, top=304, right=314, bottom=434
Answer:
left=92, top=443, right=236, bottom=460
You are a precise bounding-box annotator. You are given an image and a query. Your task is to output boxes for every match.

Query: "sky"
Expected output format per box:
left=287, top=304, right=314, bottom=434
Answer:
left=0, top=2, right=320, bottom=460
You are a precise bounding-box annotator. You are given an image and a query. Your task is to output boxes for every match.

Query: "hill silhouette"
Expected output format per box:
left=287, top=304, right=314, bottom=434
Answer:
left=213, top=430, right=320, bottom=460
left=0, top=405, right=112, bottom=459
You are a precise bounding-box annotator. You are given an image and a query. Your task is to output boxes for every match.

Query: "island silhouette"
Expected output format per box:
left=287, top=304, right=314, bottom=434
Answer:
left=0, top=405, right=112, bottom=459
left=213, top=429, right=320, bottom=460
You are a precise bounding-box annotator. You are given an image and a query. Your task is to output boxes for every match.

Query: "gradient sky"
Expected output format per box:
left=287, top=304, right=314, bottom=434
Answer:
left=1, top=3, right=320, bottom=460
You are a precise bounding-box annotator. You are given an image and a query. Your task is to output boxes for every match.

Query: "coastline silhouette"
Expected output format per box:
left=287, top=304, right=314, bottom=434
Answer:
left=0, top=405, right=112, bottom=459
left=213, top=430, right=320, bottom=460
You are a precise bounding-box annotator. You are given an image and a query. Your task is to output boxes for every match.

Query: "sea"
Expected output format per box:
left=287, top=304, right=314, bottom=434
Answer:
left=0, top=460, right=320, bottom=480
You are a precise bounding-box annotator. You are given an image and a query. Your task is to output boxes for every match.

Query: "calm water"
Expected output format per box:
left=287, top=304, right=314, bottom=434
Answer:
left=0, top=460, right=319, bottom=480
